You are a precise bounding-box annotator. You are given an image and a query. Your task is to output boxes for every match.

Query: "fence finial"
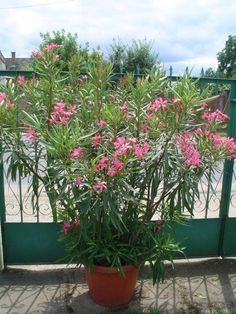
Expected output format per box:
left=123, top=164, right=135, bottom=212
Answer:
left=136, top=64, right=140, bottom=75
left=119, top=60, right=124, bottom=74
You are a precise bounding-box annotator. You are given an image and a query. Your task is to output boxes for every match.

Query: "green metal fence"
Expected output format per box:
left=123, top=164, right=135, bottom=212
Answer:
left=0, top=70, right=236, bottom=267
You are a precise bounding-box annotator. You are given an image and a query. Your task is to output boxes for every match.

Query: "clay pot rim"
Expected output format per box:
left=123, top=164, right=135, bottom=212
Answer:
left=84, top=264, right=139, bottom=274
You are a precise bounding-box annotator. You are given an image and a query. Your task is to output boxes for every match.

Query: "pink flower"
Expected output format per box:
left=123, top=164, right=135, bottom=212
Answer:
left=44, top=42, right=60, bottom=52
left=92, top=134, right=102, bottom=148
left=182, top=131, right=192, bottom=139
left=73, top=219, right=81, bottom=227
left=140, top=123, right=149, bottom=133
left=133, top=142, right=150, bottom=160
left=49, top=102, right=76, bottom=125
left=107, top=158, right=124, bottom=177
left=63, top=219, right=80, bottom=234
left=129, top=137, right=137, bottom=146
left=63, top=221, right=72, bottom=235
left=225, top=138, right=236, bottom=159
left=93, top=180, right=107, bottom=192
left=70, top=147, right=83, bottom=159
left=31, top=50, right=41, bottom=58
left=54, top=102, right=65, bottom=111
left=0, top=92, right=6, bottom=103
left=114, top=136, right=131, bottom=156
left=194, top=128, right=204, bottom=135
left=201, top=110, right=229, bottom=122
left=95, top=156, right=109, bottom=172
left=177, top=134, right=201, bottom=167
left=120, top=103, right=128, bottom=111
left=124, top=112, right=133, bottom=121
left=17, top=75, right=25, bottom=87
left=7, top=101, right=14, bottom=109
left=134, top=146, right=145, bottom=160
left=74, top=176, right=82, bottom=186
left=210, top=133, right=224, bottom=147
left=24, top=126, right=38, bottom=142
left=209, top=133, right=236, bottom=160
left=142, top=141, right=150, bottom=154
left=97, top=118, right=106, bottom=129
left=200, top=102, right=208, bottom=108
left=148, top=98, right=167, bottom=113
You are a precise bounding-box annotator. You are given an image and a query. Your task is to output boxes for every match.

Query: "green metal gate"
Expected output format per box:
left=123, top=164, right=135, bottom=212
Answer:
left=0, top=72, right=236, bottom=267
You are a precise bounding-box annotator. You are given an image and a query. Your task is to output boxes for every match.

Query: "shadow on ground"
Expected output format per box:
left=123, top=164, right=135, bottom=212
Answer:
left=0, top=258, right=236, bottom=313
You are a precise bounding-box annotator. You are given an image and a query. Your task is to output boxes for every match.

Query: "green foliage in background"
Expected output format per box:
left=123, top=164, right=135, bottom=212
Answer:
left=109, top=38, right=159, bottom=74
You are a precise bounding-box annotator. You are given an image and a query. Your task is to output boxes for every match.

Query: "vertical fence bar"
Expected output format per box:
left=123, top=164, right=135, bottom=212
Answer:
left=169, top=66, right=173, bottom=87
left=15, top=79, right=24, bottom=223
left=0, top=143, right=5, bottom=269
left=0, top=144, right=5, bottom=223
left=218, top=77, right=236, bottom=256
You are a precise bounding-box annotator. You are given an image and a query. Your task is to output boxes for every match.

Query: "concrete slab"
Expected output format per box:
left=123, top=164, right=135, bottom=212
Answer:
left=0, top=259, right=236, bottom=313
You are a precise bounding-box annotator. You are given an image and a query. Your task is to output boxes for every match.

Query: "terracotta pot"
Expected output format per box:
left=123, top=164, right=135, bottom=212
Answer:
left=84, top=264, right=139, bottom=306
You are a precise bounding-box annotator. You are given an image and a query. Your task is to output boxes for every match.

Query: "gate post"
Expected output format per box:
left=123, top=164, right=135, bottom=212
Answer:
left=0, top=143, right=5, bottom=270
left=218, top=77, right=236, bottom=257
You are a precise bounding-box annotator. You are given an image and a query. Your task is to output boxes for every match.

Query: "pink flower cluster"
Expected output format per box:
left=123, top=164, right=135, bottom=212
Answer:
left=49, top=102, right=76, bottom=125
left=140, top=123, right=149, bottom=133
left=119, top=103, right=132, bottom=120
left=200, top=102, right=209, bottom=109
left=44, top=42, right=60, bottom=52
left=113, top=136, right=150, bottom=160
left=97, top=118, right=106, bottom=129
left=24, top=126, right=38, bottom=142
left=0, top=92, right=6, bottom=103
left=17, top=75, right=25, bottom=87
left=92, top=133, right=102, bottom=148
left=70, top=147, right=83, bottom=159
left=133, top=142, right=150, bottom=160
left=95, top=156, right=109, bottom=172
left=94, top=155, right=124, bottom=177
left=177, top=132, right=201, bottom=167
left=63, top=219, right=80, bottom=235
left=93, top=180, right=107, bottom=192
left=120, top=103, right=128, bottom=111
left=93, top=137, right=149, bottom=180
left=114, top=136, right=132, bottom=156
left=209, top=133, right=236, bottom=160
left=194, top=128, right=210, bottom=136
left=74, top=176, right=83, bottom=186
left=148, top=98, right=167, bottom=113
left=201, top=110, right=229, bottom=123
left=107, top=158, right=124, bottom=177
left=194, top=128, right=236, bottom=160
left=31, top=51, right=42, bottom=58
left=0, top=92, right=14, bottom=109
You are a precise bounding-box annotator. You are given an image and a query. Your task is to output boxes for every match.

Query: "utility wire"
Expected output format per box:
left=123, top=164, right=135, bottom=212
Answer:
left=0, top=0, right=75, bottom=10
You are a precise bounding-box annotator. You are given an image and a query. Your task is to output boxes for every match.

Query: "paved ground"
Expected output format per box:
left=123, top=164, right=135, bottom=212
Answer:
left=0, top=258, right=236, bottom=314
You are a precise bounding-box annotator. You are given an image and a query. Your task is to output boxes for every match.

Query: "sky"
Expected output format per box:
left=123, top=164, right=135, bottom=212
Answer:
left=1, top=0, right=236, bottom=75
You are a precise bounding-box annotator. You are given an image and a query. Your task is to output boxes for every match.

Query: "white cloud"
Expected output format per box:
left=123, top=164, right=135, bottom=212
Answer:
left=0, top=0, right=236, bottom=73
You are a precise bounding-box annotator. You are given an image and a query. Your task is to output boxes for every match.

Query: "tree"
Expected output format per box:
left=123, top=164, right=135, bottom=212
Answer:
left=109, top=39, right=126, bottom=73
left=126, top=39, right=159, bottom=73
left=39, top=29, right=89, bottom=70
left=217, top=35, right=236, bottom=77
left=204, top=67, right=217, bottom=78
left=109, top=38, right=159, bottom=74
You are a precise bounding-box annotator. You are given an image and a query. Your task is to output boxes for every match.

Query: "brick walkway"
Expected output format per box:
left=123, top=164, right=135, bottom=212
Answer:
left=0, top=259, right=236, bottom=313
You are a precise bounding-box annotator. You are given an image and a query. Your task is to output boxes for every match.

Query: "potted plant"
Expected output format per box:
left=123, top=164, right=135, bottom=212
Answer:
left=1, top=44, right=235, bottom=306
